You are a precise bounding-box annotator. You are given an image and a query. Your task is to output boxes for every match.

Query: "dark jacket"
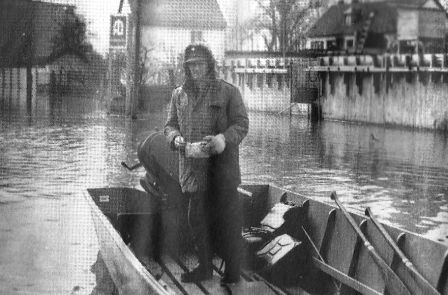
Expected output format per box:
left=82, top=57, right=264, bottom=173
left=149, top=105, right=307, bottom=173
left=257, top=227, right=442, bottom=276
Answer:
left=165, top=79, right=249, bottom=192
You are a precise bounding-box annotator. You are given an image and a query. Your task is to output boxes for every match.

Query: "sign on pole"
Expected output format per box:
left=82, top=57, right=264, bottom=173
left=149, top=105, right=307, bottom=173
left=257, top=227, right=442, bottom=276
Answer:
left=110, top=15, right=127, bottom=49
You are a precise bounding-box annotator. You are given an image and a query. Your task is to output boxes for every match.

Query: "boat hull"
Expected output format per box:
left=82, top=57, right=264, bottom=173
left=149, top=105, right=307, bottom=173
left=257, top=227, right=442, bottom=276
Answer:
left=85, top=187, right=173, bottom=295
left=85, top=184, right=448, bottom=295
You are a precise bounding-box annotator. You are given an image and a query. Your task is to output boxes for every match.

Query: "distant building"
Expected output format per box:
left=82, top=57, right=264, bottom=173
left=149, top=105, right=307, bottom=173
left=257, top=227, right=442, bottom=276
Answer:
left=138, top=0, right=227, bottom=65
left=306, top=0, right=447, bottom=54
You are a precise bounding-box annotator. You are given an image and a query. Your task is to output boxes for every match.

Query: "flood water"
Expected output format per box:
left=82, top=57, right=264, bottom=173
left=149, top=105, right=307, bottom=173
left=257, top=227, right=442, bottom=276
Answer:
left=1, top=93, right=447, bottom=294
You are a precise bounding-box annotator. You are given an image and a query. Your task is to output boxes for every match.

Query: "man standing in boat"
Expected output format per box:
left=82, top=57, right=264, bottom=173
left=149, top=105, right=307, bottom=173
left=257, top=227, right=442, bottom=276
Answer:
left=164, top=44, right=249, bottom=284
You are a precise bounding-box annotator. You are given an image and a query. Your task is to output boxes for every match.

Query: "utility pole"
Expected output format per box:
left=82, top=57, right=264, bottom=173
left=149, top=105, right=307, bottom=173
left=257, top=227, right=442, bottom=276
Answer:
left=26, top=5, right=36, bottom=115
left=126, top=0, right=141, bottom=118
left=281, top=0, right=287, bottom=59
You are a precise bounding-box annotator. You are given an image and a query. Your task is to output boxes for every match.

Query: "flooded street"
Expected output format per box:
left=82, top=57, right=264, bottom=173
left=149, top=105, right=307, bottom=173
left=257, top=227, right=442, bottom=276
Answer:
left=1, top=93, right=447, bottom=294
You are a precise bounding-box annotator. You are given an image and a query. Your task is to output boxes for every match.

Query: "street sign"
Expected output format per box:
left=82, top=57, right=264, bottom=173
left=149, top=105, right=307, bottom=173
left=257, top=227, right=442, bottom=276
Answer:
left=110, top=15, right=127, bottom=48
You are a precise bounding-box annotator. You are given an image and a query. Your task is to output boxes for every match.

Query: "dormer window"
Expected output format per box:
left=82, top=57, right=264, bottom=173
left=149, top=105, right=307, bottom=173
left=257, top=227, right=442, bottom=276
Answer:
left=344, top=7, right=352, bottom=25
left=345, top=14, right=351, bottom=25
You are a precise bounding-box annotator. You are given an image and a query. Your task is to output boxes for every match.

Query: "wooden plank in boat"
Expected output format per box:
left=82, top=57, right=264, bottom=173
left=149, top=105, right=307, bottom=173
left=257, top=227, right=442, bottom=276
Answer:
left=350, top=217, right=390, bottom=294
left=249, top=272, right=290, bottom=295
left=159, top=255, right=207, bottom=295
left=212, top=258, right=290, bottom=295
left=224, top=280, right=280, bottom=295
left=306, top=199, right=335, bottom=251
left=145, top=260, right=185, bottom=295
left=325, top=209, right=359, bottom=275
left=398, top=231, right=448, bottom=295
left=311, top=258, right=382, bottom=295
left=163, top=254, right=234, bottom=295
left=200, top=276, right=229, bottom=295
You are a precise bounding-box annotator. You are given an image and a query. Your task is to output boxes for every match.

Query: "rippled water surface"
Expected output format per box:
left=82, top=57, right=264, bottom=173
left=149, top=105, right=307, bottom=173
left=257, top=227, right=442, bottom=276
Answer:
left=0, top=93, right=447, bottom=293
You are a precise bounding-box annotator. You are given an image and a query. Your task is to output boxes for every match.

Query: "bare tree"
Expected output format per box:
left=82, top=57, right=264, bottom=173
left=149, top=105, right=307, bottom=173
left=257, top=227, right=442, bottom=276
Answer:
left=51, top=8, right=92, bottom=61
left=252, top=0, right=322, bottom=52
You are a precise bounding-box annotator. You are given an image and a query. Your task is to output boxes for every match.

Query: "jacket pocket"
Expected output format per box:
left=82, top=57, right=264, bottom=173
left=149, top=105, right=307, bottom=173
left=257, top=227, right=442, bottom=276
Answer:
left=211, top=105, right=227, bottom=133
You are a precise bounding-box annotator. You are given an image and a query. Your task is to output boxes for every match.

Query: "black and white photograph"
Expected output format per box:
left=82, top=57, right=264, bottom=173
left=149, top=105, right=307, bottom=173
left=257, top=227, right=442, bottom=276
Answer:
left=1, top=0, right=448, bottom=294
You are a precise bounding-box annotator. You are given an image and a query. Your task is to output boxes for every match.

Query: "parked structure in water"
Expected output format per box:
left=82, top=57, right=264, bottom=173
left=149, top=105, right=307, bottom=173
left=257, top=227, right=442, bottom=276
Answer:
left=310, top=53, right=448, bottom=131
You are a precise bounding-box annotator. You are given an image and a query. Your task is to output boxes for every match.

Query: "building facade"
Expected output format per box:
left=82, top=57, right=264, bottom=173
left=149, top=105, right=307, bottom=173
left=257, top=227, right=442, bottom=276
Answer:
left=139, top=0, right=227, bottom=66
left=306, top=0, right=447, bottom=54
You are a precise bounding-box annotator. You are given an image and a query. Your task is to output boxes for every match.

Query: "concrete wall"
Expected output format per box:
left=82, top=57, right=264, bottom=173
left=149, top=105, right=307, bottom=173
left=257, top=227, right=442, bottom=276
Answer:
left=220, top=56, right=317, bottom=114
left=397, top=9, right=419, bottom=40
left=220, top=67, right=292, bottom=113
left=238, top=74, right=291, bottom=113
left=320, top=71, right=448, bottom=130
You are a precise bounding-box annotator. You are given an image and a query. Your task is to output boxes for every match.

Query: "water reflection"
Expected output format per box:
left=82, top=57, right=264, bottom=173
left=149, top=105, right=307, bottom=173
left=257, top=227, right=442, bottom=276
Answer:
left=0, top=92, right=447, bottom=293
left=241, top=113, right=448, bottom=242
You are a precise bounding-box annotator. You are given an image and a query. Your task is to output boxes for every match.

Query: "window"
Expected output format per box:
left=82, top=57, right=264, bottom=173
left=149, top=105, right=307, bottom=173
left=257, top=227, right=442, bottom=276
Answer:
left=277, top=75, right=283, bottom=90
left=247, top=74, right=254, bottom=90
left=257, top=74, right=263, bottom=88
left=345, top=14, right=351, bottom=25
left=266, top=74, right=273, bottom=88
left=191, top=31, right=203, bottom=44
left=311, top=41, right=324, bottom=50
left=346, top=39, right=354, bottom=49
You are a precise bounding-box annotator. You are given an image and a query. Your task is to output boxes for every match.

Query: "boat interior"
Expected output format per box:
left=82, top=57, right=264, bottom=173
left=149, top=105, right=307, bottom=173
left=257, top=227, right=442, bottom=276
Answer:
left=86, top=131, right=448, bottom=295
left=87, top=181, right=448, bottom=295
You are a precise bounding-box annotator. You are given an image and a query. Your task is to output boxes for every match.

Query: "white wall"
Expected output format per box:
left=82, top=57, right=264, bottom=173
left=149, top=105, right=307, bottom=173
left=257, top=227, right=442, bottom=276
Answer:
left=141, top=26, right=226, bottom=65
left=397, top=9, right=419, bottom=40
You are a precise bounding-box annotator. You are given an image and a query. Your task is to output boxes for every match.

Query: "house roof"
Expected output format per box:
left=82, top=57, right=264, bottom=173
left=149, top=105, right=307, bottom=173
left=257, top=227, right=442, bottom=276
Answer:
left=388, top=0, right=441, bottom=8
left=0, top=0, right=74, bottom=67
left=139, top=0, right=226, bottom=30
left=388, top=0, right=427, bottom=6
left=308, top=2, right=397, bottom=38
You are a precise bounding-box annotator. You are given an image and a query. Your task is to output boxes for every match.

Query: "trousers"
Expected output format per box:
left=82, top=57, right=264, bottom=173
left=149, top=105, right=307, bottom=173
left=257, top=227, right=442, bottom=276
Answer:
left=186, top=186, right=242, bottom=279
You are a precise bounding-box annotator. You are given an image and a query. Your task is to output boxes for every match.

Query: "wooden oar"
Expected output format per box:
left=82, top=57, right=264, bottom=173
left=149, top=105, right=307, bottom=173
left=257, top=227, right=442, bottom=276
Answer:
left=365, top=207, right=441, bottom=295
left=330, top=192, right=411, bottom=295
left=301, top=226, right=341, bottom=293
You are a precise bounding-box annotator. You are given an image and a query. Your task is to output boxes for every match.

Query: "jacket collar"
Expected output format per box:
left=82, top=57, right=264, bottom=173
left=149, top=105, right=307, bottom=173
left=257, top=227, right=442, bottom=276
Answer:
left=183, top=79, right=224, bottom=108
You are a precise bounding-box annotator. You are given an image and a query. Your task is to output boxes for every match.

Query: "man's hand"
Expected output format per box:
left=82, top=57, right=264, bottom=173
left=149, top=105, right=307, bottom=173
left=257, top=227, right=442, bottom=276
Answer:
left=174, top=136, right=186, bottom=150
left=203, top=134, right=226, bottom=155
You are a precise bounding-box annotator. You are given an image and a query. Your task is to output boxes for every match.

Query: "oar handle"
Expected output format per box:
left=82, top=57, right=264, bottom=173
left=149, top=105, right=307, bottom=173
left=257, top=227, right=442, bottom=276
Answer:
left=121, top=161, right=143, bottom=171
left=365, top=207, right=441, bottom=295
left=365, top=207, right=411, bottom=265
left=330, top=192, right=411, bottom=295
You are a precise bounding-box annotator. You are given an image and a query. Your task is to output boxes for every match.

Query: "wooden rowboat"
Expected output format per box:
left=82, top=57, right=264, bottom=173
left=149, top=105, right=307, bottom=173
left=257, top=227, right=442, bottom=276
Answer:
left=85, top=131, right=448, bottom=295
